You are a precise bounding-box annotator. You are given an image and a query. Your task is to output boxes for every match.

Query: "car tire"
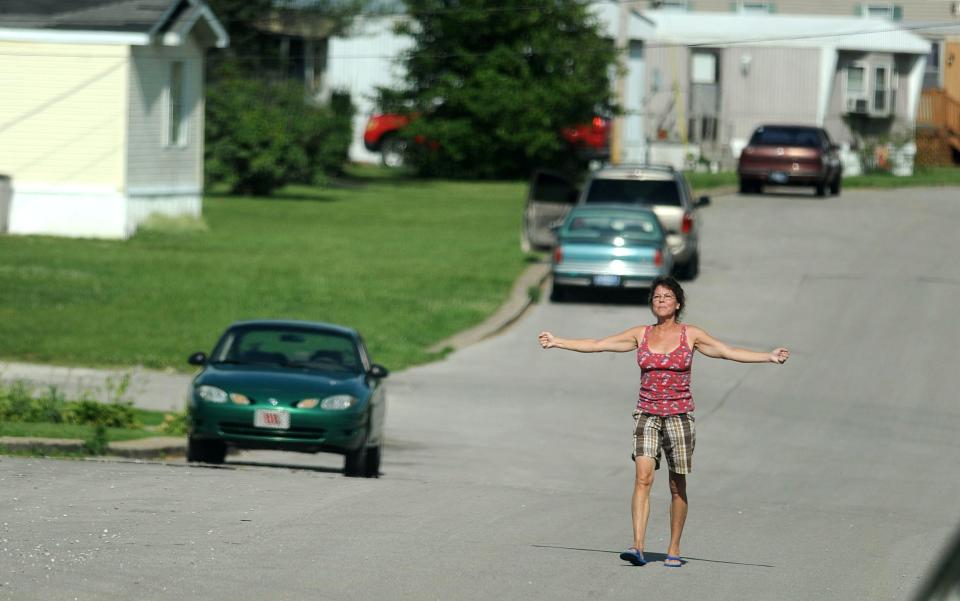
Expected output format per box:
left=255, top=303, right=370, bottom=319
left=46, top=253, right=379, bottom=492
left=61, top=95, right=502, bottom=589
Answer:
left=830, top=176, right=841, bottom=196
left=675, top=251, right=700, bottom=281
left=381, top=135, right=407, bottom=168
left=738, top=179, right=750, bottom=194
left=549, top=282, right=567, bottom=302
left=364, top=444, right=381, bottom=478
left=187, top=438, right=226, bottom=464
left=815, top=182, right=827, bottom=197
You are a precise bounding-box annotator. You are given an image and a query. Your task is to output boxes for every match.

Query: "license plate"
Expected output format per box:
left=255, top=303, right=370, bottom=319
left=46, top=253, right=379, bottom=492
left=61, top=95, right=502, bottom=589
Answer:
left=593, top=274, right=621, bottom=287
left=769, top=171, right=789, bottom=184
left=254, top=409, right=290, bottom=430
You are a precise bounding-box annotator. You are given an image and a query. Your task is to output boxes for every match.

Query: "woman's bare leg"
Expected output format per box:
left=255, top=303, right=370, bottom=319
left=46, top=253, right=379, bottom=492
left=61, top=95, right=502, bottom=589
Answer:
left=667, top=471, right=688, bottom=560
left=631, top=456, right=656, bottom=550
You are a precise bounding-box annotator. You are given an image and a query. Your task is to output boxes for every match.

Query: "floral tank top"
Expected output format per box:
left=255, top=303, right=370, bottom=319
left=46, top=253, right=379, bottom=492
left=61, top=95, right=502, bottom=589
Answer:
left=636, top=325, right=695, bottom=416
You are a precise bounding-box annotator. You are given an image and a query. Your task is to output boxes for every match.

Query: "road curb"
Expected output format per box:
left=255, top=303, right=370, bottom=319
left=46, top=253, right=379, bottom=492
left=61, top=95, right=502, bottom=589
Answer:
left=0, top=435, right=185, bottom=459
left=427, top=261, right=551, bottom=354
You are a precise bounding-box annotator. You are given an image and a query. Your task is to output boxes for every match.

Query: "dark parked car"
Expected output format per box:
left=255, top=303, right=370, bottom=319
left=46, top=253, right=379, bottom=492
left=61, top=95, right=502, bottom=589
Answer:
left=522, top=165, right=708, bottom=280
left=737, top=125, right=842, bottom=196
left=186, top=320, right=388, bottom=477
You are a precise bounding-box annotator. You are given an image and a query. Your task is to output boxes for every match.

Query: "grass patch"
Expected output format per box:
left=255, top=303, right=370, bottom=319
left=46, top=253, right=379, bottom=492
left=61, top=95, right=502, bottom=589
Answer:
left=0, top=421, right=161, bottom=442
left=685, top=166, right=960, bottom=192
left=0, top=172, right=527, bottom=371
left=684, top=171, right=738, bottom=192
left=844, top=166, right=960, bottom=188
left=138, top=213, right=209, bottom=234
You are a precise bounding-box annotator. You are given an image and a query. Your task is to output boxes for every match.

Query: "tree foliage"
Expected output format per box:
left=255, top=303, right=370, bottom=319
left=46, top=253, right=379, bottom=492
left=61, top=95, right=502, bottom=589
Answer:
left=201, top=0, right=359, bottom=195
left=205, top=72, right=354, bottom=195
left=386, top=0, right=616, bottom=178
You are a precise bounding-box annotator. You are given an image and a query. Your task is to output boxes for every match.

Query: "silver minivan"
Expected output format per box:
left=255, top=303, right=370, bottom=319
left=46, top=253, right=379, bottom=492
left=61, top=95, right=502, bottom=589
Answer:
left=522, top=165, right=709, bottom=280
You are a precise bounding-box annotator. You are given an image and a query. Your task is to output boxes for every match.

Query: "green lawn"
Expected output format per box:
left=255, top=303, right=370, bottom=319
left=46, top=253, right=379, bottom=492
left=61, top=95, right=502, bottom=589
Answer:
left=0, top=173, right=528, bottom=372
left=685, top=166, right=960, bottom=191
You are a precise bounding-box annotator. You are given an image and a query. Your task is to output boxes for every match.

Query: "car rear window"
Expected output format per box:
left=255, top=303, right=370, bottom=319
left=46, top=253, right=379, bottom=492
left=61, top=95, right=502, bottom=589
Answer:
left=749, top=127, right=822, bottom=148
left=583, top=179, right=681, bottom=206
left=212, top=327, right=361, bottom=373
left=561, top=211, right=663, bottom=242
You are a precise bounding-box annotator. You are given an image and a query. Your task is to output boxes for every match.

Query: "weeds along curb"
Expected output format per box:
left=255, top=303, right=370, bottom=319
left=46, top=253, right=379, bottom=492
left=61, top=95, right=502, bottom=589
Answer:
left=0, top=436, right=185, bottom=459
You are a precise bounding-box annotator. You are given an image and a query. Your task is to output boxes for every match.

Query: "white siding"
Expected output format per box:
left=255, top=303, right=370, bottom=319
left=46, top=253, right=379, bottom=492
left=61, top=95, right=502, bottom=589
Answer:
left=126, top=41, right=204, bottom=193
left=323, top=17, right=413, bottom=162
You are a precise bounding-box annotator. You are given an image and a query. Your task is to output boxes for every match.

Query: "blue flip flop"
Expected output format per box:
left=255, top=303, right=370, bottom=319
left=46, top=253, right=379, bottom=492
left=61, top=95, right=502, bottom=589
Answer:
left=619, top=547, right=647, bottom=566
left=664, top=555, right=683, bottom=567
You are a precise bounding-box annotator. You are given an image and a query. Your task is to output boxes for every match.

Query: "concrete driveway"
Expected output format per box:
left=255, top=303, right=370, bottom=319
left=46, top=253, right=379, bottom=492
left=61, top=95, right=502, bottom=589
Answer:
left=1, top=186, right=959, bottom=600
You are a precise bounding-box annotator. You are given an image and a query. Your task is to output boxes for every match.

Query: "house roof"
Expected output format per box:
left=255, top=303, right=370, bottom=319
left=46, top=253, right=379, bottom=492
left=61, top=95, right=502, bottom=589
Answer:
left=643, top=11, right=931, bottom=55
left=0, top=0, right=228, bottom=47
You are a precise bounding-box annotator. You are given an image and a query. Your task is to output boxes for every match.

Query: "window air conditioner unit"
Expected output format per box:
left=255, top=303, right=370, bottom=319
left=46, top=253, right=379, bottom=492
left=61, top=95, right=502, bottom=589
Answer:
left=844, top=96, right=869, bottom=114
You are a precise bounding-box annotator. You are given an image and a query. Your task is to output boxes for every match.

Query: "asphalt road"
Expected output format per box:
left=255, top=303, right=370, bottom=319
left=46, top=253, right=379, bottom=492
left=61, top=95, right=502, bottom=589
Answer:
left=2, top=186, right=960, bottom=601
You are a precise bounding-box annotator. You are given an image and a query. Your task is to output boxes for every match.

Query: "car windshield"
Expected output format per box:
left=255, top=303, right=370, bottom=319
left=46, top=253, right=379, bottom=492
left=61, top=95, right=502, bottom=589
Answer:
left=749, top=127, right=822, bottom=147
left=583, top=179, right=681, bottom=206
left=211, top=326, right=361, bottom=374
left=561, top=211, right=663, bottom=242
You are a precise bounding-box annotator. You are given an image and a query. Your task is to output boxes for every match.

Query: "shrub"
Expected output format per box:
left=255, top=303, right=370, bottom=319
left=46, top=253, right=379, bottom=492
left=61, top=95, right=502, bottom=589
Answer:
left=159, top=411, right=188, bottom=436
left=64, top=397, right=140, bottom=429
left=205, top=72, right=355, bottom=195
left=0, top=382, right=66, bottom=423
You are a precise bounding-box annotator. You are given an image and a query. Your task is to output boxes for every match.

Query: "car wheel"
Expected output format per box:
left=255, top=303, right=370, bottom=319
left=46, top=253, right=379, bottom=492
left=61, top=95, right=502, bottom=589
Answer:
left=738, top=179, right=750, bottom=194
left=381, top=136, right=407, bottom=168
left=549, top=282, right=567, bottom=302
left=675, top=251, right=700, bottom=281
left=815, top=182, right=827, bottom=197
left=364, top=444, right=381, bottom=478
left=830, top=176, right=841, bottom=196
left=187, top=438, right=226, bottom=464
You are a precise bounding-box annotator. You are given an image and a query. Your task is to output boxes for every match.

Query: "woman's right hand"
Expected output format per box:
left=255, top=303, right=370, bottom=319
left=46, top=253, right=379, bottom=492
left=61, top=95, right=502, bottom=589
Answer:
left=538, top=331, right=557, bottom=349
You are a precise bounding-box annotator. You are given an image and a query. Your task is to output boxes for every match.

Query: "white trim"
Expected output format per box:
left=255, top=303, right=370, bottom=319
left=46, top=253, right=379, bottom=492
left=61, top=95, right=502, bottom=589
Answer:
left=128, top=185, right=201, bottom=195
left=906, top=54, right=927, bottom=122
left=0, top=27, right=149, bottom=45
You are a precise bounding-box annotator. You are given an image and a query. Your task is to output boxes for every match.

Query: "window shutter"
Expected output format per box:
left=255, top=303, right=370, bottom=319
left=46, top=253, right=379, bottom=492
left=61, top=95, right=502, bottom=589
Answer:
left=853, top=3, right=863, bottom=16
left=768, top=2, right=776, bottom=13
left=892, top=5, right=903, bottom=20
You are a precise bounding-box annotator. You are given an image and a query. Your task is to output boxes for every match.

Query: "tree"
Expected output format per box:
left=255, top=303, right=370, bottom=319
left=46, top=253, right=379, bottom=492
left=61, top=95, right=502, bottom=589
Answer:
left=386, top=0, right=617, bottom=178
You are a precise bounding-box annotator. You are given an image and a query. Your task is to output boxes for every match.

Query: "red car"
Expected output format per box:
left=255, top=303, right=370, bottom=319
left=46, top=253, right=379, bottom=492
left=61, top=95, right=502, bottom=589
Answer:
left=737, top=125, right=843, bottom=196
left=363, top=112, right=610, bottom=167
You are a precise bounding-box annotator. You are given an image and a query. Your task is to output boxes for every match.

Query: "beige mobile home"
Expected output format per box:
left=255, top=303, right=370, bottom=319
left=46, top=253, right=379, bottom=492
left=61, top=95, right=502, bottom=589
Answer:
left=639, top=10, right=931, bottom=171
left=0, top=0, right=227, bottom=238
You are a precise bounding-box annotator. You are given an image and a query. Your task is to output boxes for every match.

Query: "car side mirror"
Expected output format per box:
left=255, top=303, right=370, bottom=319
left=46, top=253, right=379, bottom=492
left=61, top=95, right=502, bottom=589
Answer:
left=188, top=352, right=207, bottom=366
left=368, top=364, right=389, bottom=379
left=829, top=143, right=840, bottom=152
left=696, top=195, right=711, bottom=207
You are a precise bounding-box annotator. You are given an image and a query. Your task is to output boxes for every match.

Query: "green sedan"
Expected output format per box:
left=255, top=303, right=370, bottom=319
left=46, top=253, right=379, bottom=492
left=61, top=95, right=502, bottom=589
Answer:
left=186, top=320, right=388, bottom=477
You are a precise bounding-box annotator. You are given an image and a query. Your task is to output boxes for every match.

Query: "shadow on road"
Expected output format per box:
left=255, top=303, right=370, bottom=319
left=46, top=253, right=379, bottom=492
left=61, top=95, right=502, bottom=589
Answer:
left=531, top=544, right=774, bottom=568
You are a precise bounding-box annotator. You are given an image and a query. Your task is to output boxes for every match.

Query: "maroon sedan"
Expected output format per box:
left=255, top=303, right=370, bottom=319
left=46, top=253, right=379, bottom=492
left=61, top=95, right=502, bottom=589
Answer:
left=737, top=125, right=842, bottom=196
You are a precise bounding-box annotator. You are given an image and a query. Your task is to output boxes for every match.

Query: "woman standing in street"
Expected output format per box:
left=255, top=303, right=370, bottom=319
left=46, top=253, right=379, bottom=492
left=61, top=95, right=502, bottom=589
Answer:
left=538, top=275, right=789, bottom=567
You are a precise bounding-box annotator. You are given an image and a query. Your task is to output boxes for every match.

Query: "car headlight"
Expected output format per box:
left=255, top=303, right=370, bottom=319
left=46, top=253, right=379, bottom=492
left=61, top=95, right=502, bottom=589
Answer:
left=197, top=385, right=228, bottom=403
left=320, top=394, right=357, bottom=410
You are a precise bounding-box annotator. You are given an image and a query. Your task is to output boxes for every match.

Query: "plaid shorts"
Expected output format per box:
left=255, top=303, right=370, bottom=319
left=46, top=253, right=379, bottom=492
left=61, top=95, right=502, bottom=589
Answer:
left=632, top=411, right=696, bottom=474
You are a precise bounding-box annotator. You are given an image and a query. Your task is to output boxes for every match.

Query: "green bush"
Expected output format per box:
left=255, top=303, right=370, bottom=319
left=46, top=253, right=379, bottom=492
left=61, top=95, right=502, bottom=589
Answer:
left=159, top=411, right=188, bottom=436
left=0, top=382, right=66, bottom=423
left=64, top=398, right=140, bottom=429
left=205, top=70, right=355, bottom=195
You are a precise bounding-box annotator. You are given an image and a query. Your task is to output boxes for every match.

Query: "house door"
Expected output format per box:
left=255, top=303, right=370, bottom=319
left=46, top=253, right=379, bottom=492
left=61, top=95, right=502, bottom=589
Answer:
left=689, top=51, right=720, bottom=143
left=943, top=41, right=960, bottom=101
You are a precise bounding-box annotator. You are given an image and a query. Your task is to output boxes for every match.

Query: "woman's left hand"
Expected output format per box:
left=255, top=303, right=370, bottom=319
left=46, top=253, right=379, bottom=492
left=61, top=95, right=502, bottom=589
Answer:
left=769, top=347, right=790, bottom=364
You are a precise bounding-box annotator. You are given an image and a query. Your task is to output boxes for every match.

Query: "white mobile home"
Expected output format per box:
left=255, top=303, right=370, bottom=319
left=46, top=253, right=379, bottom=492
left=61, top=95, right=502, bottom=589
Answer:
left=0, top=0, right=228, bottom=238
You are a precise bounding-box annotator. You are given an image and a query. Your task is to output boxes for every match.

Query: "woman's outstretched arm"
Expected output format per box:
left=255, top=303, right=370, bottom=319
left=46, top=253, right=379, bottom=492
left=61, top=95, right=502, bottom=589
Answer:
left=687, top=326, right=789, bottom=364
left=538, top=326, right=644, bottom=353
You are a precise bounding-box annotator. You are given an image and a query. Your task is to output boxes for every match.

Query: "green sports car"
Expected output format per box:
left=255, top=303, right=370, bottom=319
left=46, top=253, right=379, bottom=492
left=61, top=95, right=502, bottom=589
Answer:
left=186, top=320, right=388, bottom=477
